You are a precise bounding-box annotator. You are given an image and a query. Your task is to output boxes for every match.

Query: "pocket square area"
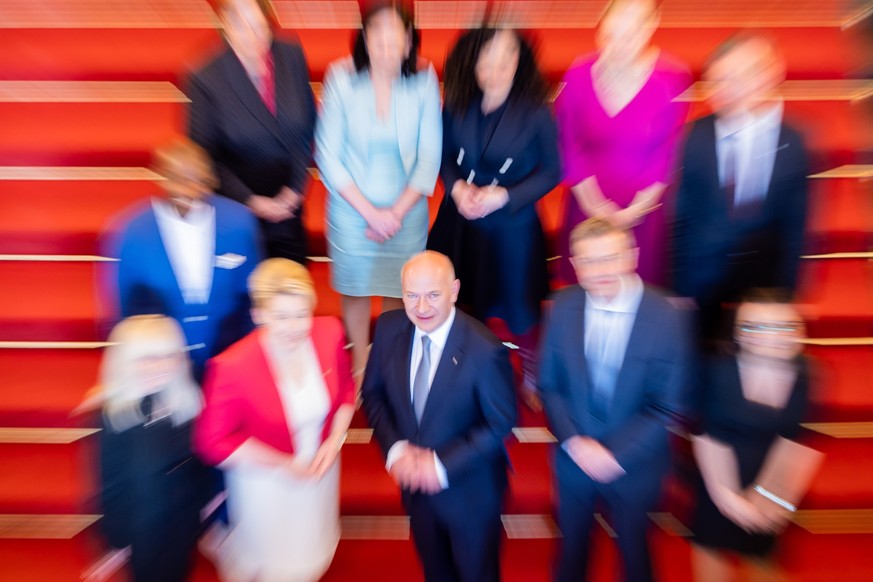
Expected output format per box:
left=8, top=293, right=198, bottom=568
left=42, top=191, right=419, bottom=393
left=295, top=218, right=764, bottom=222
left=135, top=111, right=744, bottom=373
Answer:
left=215, top=253, right=247, bottom=269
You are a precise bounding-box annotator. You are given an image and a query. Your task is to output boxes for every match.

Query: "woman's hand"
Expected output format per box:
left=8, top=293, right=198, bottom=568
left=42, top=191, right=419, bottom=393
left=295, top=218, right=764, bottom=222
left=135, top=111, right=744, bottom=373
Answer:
left=713, top=487, right=771, bottom=533
left=451, top=180, right=480, bottom=220
left=364, top=207, right=402, bottom=243
left=282, top=454, right=314, bottom=479
left=308, top=433, right=346, bottom=479
left=470, top=186, right=509, bottom=219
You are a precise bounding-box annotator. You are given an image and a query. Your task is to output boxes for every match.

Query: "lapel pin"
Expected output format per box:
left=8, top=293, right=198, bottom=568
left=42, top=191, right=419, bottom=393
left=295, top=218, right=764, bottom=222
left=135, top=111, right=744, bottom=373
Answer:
left=452, top=356, right=458, bottom=366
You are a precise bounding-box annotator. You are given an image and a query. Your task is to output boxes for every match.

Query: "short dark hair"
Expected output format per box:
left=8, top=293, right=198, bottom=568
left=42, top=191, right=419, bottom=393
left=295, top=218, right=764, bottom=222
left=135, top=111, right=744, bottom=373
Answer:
left=352, top=1, right=420, bottom=77
left=739, top=287, right=795, bottom=306
left=704, top=31, right=780, bottom=73
left=442, top=27, right=549, bottom=116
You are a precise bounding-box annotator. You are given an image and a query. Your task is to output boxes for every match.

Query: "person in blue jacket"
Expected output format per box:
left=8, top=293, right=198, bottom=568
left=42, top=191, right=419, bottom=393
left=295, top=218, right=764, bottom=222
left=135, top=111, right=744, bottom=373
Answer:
left=102, top=138, right=262, bottom=382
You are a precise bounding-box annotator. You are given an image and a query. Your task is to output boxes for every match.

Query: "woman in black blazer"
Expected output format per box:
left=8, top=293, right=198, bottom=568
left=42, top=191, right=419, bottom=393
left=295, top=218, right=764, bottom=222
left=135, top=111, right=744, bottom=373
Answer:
left=98, top=315, right=206, bottom=582
left=188, top=0, right=316, bottom=264
left=428, top=27, right=561, bottom=408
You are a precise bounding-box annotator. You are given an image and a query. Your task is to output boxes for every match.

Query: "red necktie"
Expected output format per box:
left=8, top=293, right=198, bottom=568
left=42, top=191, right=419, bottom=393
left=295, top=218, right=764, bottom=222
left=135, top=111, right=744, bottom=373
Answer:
left=259, top=51, right=276, bottom=115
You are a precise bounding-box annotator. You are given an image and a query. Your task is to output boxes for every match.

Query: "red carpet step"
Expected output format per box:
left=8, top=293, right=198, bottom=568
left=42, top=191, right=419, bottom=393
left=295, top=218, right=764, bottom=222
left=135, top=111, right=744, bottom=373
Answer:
left=0, top=26, right=859, bottom=84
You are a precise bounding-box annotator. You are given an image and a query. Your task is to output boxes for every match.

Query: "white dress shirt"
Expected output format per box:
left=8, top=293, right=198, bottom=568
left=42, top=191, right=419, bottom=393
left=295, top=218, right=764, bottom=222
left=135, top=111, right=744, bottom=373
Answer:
left=584, top=274, right=644, bottom=375
left=152, top=198, right=216, bottom=305
left=385, top=308, right=457, bottom=489
left=715, top=101, right=784, bottom=208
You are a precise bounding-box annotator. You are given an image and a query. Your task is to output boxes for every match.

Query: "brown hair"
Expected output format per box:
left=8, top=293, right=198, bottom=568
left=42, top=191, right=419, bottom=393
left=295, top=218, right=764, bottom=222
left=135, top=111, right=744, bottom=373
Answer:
left=151, top=137, right=219, bottom=191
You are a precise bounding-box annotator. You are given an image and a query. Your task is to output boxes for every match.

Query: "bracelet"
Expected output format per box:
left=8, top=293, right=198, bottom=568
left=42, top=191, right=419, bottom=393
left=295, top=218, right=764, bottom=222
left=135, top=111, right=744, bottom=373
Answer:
left=753, top=484, right=797, bottom=512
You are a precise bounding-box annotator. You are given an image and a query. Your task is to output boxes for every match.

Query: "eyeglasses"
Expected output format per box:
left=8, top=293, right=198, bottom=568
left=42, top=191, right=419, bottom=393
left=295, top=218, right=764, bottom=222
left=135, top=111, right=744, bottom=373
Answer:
left=736, top=321, right=803, bottom=334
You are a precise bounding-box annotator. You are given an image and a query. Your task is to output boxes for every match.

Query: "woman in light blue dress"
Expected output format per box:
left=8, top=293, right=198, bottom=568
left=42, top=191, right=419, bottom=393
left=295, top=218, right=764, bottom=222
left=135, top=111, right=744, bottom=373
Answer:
left=315, top=0, right=441, bottom=379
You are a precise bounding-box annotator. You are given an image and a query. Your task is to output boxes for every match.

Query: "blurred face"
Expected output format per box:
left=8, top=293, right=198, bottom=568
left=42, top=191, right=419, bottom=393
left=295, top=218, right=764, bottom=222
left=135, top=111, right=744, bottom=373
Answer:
left=221, top=0, right=272, bottom=64
left=735, top=302, right=805, bottom=360
left=596, top=0, right=658, bottom=65
left=705, top=38, right=784, bottom=119
left=254, top=293, right=314, bottom=351
left=402, top=259, right=460, bottom=333
left=364, top=8, right=410, bottom=75
left=571, top=232, right=638, bottom=300
left=476, top=31, right=520, bottom=99
left=157, top=149, right=213, bottom=211
left=135, top=351, right=182, bottom=395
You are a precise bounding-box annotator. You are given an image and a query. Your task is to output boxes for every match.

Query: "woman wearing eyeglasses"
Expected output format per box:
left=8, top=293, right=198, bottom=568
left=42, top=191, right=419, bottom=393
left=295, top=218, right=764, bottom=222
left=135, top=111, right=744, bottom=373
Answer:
left=689, top=289, right=821, bottom=581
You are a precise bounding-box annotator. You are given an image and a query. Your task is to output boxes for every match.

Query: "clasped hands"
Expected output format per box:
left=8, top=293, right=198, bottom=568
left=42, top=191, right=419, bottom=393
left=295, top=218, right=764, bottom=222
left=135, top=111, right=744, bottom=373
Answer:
left=713, top=485, right=791, bottom=535
left=451, top=180, right=509, bottom=221
left=565, top=436, right=626, bottom=484
left=281, top=436, right=343, bottom=481
left=389, top=444, right=443, bottom=495
left=364, top=206, right=403, bottom=243
left=248, top=187, right=302, bottom=223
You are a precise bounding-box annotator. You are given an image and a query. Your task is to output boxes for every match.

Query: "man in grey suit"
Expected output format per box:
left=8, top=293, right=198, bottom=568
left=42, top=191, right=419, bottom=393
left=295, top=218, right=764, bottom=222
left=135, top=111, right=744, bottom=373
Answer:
left=540, top=218, right=691, bottom=582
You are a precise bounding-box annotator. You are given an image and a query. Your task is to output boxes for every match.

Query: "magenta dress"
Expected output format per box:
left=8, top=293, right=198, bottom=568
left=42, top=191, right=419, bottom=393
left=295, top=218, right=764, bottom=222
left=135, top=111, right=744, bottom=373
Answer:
left=556, top=53, right=691, bottom=285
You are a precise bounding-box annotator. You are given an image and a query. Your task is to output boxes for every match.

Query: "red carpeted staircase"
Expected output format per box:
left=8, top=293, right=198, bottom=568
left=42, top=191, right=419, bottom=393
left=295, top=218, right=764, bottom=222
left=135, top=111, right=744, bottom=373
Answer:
left=1, top=1, right=872, bottom=581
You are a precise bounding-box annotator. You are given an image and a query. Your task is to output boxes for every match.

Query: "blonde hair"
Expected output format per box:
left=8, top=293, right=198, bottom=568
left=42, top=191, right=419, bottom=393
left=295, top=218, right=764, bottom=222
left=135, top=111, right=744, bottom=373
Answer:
left=248, top=258, right=317, bottom=310
left=569, top=217, right=636, bottom=251
left=100, top=315, right=203, bottom=433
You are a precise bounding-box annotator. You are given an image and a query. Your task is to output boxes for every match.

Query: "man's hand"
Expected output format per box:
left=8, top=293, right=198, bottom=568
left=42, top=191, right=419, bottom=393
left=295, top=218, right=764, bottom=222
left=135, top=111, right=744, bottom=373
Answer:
left=276, top=186, right=303, bottom=215
left=410, top=447, right=443, bottom=495
left=248, top=194, right=293, bottom=223
left=388, top=448, right=419, bottom=489
left=565, top=436, right=626, bottom=483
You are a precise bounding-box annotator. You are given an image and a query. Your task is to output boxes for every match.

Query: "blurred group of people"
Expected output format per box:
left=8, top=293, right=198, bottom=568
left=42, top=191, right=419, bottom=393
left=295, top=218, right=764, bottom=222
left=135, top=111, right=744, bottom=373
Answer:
left=88, top=0, right=821, bottom=580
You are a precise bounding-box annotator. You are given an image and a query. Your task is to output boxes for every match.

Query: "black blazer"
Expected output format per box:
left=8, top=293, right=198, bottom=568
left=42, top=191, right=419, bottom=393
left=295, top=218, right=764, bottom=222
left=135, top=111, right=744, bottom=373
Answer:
left=100, top=410, right=206, bottom=581
left=362, top=309, right=517, bottom=506
left=539, top=285, right=692, bottom=483
left=672, top=114, right=810, bottom=303
left=187, top=40, right=317, bottom=205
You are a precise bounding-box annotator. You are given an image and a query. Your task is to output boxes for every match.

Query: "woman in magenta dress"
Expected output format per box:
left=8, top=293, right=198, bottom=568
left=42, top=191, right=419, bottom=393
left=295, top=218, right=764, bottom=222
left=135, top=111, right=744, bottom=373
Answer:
left=556, top=0, right=691, bottom=285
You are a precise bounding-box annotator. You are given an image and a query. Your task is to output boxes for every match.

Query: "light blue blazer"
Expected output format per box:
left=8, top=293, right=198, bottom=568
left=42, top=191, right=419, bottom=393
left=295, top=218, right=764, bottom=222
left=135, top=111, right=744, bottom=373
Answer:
left=314, top=57, right=442, bottom=197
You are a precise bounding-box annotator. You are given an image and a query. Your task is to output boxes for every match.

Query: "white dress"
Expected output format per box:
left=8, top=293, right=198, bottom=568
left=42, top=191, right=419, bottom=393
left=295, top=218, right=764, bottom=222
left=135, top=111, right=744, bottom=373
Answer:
left=221, top=340, right=340, bottom=582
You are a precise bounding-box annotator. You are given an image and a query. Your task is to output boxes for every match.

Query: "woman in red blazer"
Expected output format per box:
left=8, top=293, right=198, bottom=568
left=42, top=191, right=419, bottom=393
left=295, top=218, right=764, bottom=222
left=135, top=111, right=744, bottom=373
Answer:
left=195, top=258, right=355, bottom=581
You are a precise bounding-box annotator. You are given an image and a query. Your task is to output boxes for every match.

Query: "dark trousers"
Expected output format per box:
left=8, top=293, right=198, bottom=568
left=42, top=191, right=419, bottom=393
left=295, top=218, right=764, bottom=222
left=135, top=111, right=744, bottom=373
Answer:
left=260, top=211, right=307, bottom=265
left=407, top=488, right=504, bottom=582
left=554, top=453, right=665, bottom=582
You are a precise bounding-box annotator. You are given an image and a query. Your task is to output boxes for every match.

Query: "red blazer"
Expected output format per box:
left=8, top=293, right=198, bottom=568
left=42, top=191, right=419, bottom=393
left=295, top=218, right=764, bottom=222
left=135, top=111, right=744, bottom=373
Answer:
left=195, top=316, right=355, bottom=466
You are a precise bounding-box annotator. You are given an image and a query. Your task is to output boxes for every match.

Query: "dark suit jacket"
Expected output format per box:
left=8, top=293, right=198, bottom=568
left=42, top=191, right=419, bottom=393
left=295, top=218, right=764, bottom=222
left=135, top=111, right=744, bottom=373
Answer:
left=100, top=412, right=205, bottom=581
left=428, top=99, right=561, bottom=332
left=362, top=309, right=517, bottom=510
left=187, top=40, right=316, bottom=204
left=187, top=40, right=316, bottom=260
left=104, top=195, right=262, bottom=380
left=672, top=114, right=809, bottom=304
left=539, top=285, right=691, bottom=487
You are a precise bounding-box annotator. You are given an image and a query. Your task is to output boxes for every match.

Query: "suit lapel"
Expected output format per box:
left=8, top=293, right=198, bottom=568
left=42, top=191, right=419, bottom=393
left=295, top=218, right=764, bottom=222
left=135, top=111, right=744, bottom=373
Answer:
left=570, top=294, right=596, bottom=420
left=702, top=116, right=727, bottom=212
left=392, top=321, right=418, bottom=429
left=147, top=203, right=187, bottom=307
left=419, top=315, right=465, bottom=431
left=610, top=290, right=652, bottom=414
left=223, top=44, right=279, bottom=138
left=480, top=101, right=526, bottom=166
left=764, top=123, right=791, bottom=202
